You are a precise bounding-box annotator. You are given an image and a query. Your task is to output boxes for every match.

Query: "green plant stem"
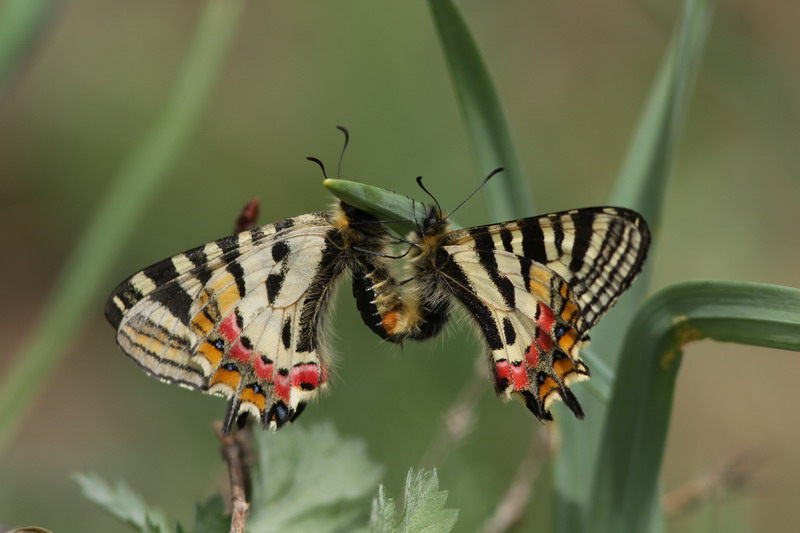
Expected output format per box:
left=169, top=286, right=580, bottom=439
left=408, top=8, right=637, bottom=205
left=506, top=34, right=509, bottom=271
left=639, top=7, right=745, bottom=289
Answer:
left=0, top=0, right=59, bottom=92
left=589, top=281, right=800, bottom=533
left=0, top=0, right=247, bottom=455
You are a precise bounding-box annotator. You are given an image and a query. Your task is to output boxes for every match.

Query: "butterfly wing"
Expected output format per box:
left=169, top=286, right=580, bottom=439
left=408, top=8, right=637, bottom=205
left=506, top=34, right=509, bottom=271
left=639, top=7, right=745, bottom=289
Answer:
left=106, top=213, right=341, bottom=432
left=440, top=207, right=650, bottom=418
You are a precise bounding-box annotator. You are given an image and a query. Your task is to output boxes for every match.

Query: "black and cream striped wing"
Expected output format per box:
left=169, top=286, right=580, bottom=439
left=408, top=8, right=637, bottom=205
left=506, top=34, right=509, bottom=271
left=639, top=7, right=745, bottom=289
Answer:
left=440, top=207, right=650, bottom=418
left=445, top=207, right=651, bottom=336
left=106, top=213, right=341, bottom=432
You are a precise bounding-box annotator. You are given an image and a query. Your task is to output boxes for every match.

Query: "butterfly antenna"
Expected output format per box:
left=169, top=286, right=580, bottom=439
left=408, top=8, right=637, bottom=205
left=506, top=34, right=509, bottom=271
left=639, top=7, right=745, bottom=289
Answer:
left=306, top=156, right=329, bottom=179
left=335, top=125, right=350, bottom=179
left=416, top=176, right=443, bottom=216
left=445, top=167, right=504, bottom=220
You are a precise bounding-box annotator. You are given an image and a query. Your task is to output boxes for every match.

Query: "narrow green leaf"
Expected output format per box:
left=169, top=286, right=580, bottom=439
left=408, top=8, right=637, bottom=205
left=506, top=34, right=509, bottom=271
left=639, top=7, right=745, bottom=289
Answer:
left=74, top=473, right=172, bottom=533
left=589, top=281, right=800, bottom=533
left=0, top=0, right=58, bottom=92
left=323, top=178, right=421, bottom=235
left=248, top=422, right=383, bottom=533
left=553, top=2, right=712, bottom=531
left=0, top=0, right=247, bottom=455
left=427, top=0, right=533, bottom=220
left=369, top=469, right=458, bottom=533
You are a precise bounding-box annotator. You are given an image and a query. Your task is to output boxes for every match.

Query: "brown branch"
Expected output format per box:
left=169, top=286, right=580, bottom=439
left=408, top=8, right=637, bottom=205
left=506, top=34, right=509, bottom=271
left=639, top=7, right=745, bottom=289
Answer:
left=215, top=422, right=251, bottom=533
left=419, top=357, right=487, bottom=467
left=662, top=446, right=768, bottom=518
left=481, top=428, right=551, bottom=533
left=234, top=197, right=260, bottom=232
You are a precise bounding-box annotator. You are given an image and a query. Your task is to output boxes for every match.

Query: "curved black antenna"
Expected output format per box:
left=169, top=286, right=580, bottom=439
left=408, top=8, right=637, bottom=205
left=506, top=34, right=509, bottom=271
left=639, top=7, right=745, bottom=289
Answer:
left=306, top=156, right=329, bottom=179
left=445, top=167, right=504, bottom=220
left=416, top=176, right=443, bottom=216
left=335, top=125, right=350, bottom=179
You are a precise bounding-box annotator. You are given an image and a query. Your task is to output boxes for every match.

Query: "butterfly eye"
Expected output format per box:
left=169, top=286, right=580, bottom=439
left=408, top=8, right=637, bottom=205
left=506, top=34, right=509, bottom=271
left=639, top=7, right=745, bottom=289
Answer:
left=426, top=215, right=439, bottom=227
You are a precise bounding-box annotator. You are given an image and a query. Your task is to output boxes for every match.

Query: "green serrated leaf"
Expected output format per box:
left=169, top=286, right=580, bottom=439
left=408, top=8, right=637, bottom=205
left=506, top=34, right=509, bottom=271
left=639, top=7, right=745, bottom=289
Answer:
left=74, top=473, right=172, bottom=533
left=191, top=494, right=229, bottom=533
left=369, top=469, right=458, bottom=533
left=247, top=422, right=383, bottom=533
left=589, top=281, right=800, bottom=533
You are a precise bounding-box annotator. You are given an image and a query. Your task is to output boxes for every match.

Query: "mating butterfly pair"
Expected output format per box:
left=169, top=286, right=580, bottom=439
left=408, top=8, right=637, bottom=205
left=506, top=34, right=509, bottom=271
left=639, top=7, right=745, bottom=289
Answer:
left=106, top=170, right=650, bottom=434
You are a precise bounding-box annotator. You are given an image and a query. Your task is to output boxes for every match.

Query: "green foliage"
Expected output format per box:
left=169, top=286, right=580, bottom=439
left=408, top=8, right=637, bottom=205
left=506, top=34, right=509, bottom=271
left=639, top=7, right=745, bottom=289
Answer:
left=0, top=0, right=248, bottom=455
left=590, top=281, right=800, bottom=533
left=369, top=469, right=458, bottom=533
left=74, top=473, right=172, bottom=533
left=247, top=422, right=384, bottom=533
left=188, top=495, right=230, bottom=533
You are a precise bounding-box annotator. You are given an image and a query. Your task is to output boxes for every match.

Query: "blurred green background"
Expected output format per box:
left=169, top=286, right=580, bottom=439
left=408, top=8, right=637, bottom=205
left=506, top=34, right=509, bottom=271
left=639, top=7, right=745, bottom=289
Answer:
left=2, top=1, right=800, bottom=531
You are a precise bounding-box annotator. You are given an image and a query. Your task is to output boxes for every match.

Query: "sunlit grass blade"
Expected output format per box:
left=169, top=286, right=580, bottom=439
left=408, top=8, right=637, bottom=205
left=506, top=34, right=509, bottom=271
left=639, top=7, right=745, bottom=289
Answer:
left=588, top=281, right=800, bottom=533
left=553, top=2, right=712, bottom=531
left=0, top=0, right=58, bottom=92
left=427, top=0, right=533, bottom=220
left=0, top=0, right=247, bottom=455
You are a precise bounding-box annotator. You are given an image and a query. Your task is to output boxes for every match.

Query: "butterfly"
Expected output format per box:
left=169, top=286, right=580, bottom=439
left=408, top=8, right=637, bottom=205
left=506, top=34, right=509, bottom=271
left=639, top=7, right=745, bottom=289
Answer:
left=382, top=171, right=651, bottom=420
left=106, top=131, right=410, bottom=433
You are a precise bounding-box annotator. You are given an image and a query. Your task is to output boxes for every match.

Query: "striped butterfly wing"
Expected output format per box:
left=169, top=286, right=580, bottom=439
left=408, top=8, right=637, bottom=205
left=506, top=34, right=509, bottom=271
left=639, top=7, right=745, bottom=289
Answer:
left=440, top=207, right=650, bottom=418
left=107, top=212, right=352, bottom=432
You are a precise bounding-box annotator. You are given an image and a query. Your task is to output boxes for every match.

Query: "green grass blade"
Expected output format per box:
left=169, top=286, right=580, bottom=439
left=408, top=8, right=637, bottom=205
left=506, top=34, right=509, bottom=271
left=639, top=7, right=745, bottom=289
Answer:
left=0, top=0, right=247, bottom=455
left=427, top=0, right=533, bottom=220
left=0, top=0, right=58, bottom=92
left=553, top=2, right=712, bottom=531
left=589, top=281, right=800, bottom=533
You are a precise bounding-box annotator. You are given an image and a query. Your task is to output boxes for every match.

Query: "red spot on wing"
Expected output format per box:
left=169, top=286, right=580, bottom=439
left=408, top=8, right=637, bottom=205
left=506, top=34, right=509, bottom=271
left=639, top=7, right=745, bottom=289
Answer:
left=537, top=302, right=555, bottom=331
left=254, top=356, right=274, bottom=382
left=525, top=342, right=540, bottom=367
left=320, top=363, right=329, bottom=384
left=535, top=327, right=553, bottom=353
left=495, top=360, right=511, bottom=386
left=275, top=372, right=291, bottom=402
left=291, top=364, right=320, bottom=390
left=510, top=361, right=530, bottom=390
left=219, top=313, right=240, bottom=343
left=229, top=340, right=253, bottom=364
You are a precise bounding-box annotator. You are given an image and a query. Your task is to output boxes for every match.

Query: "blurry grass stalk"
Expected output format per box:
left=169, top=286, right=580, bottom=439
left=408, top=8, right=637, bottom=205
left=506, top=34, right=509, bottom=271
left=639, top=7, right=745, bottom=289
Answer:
left=553, top=1, right=711, bottom=531
left=0, top=0, right=58, bottom=92
left=0, top=0, right=248, bottom=455
left=427, top=0, right=534, bottom=221
left=589, top=281, right=800, bottom=533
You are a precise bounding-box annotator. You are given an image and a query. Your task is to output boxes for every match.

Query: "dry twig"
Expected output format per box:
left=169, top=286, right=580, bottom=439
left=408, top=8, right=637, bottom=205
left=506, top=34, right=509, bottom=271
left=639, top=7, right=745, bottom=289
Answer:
left=662, top=446, right=768, bottom=518
left=481, top=428, right=550, bottom=533
left=234, top=197, right=260, bottom=232
left=215, top=422, right=252, bottom=533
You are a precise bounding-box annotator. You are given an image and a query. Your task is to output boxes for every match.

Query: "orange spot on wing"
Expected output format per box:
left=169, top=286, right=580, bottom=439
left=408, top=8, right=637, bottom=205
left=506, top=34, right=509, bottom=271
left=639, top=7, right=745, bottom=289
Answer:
left=553, top=356, right=576, bottom=381
left=191, top=312, right=214, bottom=336
left=559, top=282, right=569, bottom=298
left=538, top=376, right=558, bottom=403
left=239, top=388, right=267, bottom=412
left=558, top=329, right=579, bottom=353
left=196, top=340, right=223, bottom=369
left=210, top=368, right=241, bottom=390
left=560, top=301, right=579, bottom=323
